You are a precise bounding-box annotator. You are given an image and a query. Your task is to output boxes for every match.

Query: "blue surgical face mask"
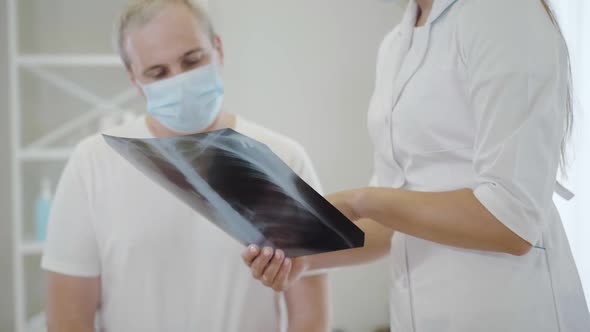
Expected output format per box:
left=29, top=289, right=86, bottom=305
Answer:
left=141, top=64, right=224, bottom=133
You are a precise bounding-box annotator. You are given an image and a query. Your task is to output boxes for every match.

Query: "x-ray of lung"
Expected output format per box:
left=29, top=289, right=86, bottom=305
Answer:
left=103, top=129, right=364, bottom=257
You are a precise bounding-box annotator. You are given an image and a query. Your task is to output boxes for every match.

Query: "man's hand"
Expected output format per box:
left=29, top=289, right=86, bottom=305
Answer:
left=241, top=246, right=309, bottom=292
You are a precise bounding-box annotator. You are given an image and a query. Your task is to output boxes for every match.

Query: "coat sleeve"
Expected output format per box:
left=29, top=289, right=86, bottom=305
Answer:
left=458, top=0, right=568, bottom=245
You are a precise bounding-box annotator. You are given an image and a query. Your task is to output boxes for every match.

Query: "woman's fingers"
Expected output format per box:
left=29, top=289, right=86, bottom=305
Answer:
left=261, top=249, right=285, bottom=287
left=250, top=246, right=275, bottom=279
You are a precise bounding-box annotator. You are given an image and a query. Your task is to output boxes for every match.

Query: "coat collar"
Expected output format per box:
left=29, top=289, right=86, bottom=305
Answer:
left=428, top=0, right=461, bottom=24
left=399, top=0, right=460, bottom=35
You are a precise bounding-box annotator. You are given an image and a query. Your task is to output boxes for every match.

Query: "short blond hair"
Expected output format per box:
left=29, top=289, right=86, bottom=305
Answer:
left=115, top=0, right=216, bottom=69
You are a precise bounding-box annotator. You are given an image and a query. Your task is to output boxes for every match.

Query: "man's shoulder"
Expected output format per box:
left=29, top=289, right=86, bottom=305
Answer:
left=235, top=117, right=323, bottom=192
left=235, top=117, right=308, bottom=162
left=73, top=133, right=109, bottom=160
left=71, top=118, right=146, bottom=167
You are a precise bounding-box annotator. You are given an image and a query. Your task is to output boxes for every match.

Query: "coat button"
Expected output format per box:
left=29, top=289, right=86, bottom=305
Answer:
left=400, top=275, right=409, bottom=289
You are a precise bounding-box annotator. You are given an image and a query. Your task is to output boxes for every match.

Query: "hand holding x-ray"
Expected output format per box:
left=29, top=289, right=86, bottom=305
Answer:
left=242, top=190, right=363, bottom=291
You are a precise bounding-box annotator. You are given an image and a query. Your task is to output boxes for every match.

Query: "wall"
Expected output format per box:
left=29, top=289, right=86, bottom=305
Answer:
left=1, top=0, right=16, bottom=329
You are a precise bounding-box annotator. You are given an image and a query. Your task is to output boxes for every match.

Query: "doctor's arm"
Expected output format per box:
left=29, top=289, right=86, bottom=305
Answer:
left=329, top=187, right=533, bottom=256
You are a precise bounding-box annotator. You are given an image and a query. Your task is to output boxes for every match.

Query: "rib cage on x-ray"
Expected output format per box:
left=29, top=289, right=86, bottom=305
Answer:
left=103, top=129, right=364, bottom=257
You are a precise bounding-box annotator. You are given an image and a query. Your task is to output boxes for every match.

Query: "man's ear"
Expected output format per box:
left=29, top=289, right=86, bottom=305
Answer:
left=213, top=34, right=224, bottom=66
left=127, top=68, right=145, bottom=98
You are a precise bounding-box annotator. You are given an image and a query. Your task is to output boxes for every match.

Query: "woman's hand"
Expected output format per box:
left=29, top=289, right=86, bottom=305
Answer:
left=241, top=246, right=308, bottom=292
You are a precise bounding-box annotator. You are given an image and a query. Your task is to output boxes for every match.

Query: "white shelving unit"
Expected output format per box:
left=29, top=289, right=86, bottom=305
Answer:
left=7, top=1, right=136, bottom=330
left=18, top=149, right=75, bottom=162
left=17, top=54, right=123, bottom=67
left=20, top=241, right=44, bottom=257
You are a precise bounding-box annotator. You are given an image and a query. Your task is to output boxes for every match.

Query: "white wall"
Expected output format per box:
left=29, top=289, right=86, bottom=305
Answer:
left=0, top=0, right=407, bottom=331
left=210, top=0, right=401, bottom=192
left=208, top=1, right=404, bottom=330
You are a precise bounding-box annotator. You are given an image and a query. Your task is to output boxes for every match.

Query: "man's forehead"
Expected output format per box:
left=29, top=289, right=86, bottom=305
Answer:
left=125, top=15, right=212, bottom=73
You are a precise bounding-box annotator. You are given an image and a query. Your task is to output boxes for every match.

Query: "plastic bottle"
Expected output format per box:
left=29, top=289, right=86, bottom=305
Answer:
left=35, top=177, right=53, bottom=242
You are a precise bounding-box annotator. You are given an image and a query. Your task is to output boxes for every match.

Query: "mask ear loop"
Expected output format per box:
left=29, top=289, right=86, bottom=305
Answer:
left=210, top=51, right=224, bottom=77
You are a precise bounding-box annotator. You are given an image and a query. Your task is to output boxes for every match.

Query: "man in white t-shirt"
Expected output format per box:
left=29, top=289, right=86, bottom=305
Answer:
left=41, top=1, right=330, bottom=331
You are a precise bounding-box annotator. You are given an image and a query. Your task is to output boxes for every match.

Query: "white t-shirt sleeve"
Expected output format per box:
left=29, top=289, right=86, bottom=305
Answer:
left=41, top=143, right=101, bottom=277
left=290, top=143, right=324, bottom=196
left=458, top=0, right=566, bottom=246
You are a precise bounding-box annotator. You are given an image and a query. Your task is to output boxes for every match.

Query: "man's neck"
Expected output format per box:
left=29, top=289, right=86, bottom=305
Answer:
left=145, top=111, right=237, bottom=138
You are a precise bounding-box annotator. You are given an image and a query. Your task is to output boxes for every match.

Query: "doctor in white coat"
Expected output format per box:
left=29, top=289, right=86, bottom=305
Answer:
left=242, top=0, right=590, bottom=331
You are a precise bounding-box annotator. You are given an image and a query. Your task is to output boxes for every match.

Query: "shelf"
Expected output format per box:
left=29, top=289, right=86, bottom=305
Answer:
left=17, top=54, right=123, bottom=67
left=20, top=240, right=44, bottom=256
left=18, top=148, right=74, bottom=161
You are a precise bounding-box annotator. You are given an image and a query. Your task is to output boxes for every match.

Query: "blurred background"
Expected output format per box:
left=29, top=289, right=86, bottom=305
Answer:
left=0, top=0, right=588, bottom=331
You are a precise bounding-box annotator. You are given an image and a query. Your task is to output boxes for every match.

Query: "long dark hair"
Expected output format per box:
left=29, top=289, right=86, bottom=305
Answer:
left=540, top=0, right=573, bottom=174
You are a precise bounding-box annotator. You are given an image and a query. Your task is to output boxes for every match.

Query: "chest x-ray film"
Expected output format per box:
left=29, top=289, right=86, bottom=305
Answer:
left=103, top=129, right=364, bottom=257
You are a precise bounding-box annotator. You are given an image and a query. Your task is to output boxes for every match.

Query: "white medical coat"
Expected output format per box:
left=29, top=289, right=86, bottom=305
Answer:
left=367, top=0, right=590, bottom=330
